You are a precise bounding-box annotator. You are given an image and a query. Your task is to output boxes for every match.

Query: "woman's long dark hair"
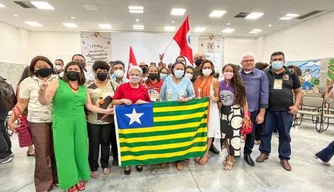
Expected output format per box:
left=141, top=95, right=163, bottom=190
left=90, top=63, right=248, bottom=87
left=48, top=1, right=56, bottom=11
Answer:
left=17, top=66, right=30, bottom=86
left=223, top=63, right=246, bottom=106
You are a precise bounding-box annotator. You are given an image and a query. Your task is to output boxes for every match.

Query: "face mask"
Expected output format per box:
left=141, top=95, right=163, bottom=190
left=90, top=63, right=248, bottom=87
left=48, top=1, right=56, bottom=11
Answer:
left=160, top=73, right=168, bottom=80
left=114, top=69, right=124, bottom=78
left=272, top=61, right=284, bottom=70
left=148, top=73, right=158, bottom=80
left=35, top=68, right=53, bottom=78
left=130, top=75, right=141, bottom=84
left=96, top=72, right=108, bottom=81
left=185, top=73, right=193, bottom=80
left=223, top=72, right=234, bottom=80
left=141, top=67, right=148, bottom=74
left=195, top=59, right=203, bottom=67
left=202, top=69, right=212, bottom=77
left=67, top=71, right=80, bottom=81
left=174, top=70, right=184, bottom=79
left=55, top=65, right=62, bottom=71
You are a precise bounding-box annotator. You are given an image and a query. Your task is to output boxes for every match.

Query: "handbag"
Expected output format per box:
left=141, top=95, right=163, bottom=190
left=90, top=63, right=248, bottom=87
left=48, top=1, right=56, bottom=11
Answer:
left=241, top=111, right=253, bottom=136
left=13, top=106, right=33, bottom=148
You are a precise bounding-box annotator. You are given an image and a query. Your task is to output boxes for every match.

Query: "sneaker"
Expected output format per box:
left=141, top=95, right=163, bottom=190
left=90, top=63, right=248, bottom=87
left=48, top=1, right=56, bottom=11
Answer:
left=0, top=156, right=13, bottom=165
left=8, top=152, right=14, bottom=158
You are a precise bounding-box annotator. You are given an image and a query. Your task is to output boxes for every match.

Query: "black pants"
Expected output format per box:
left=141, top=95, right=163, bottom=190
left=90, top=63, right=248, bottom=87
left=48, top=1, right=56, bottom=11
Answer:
left=0, top=120, right=12, bottom=159
left=88, top=123, right=112, bottom=171
left=244, top=111, right=259, bottom=155
left=110, top=123, right=118, bottom=162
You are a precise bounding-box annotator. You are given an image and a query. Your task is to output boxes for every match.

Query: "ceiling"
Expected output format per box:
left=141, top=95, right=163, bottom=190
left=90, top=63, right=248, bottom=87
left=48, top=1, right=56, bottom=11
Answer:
left=0, top=0, right=333, bottom=37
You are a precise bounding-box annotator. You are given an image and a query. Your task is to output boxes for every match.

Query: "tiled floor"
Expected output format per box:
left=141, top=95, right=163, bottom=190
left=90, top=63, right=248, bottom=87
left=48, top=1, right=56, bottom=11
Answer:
left=1, top=123, right=333, bottom=192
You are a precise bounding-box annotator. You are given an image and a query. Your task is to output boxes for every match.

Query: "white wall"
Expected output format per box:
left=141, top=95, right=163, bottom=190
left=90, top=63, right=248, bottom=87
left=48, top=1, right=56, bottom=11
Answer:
left=224, top=37, right=256, bottom=65
left=260, top=11, right=334, bottom=62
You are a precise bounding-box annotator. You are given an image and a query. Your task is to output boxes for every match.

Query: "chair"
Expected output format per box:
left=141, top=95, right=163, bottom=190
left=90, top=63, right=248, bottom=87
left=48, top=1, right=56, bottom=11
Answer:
left=294, top=97, right=324, bottom=131
left=304, top=93, right=322, bottom=98
left=319, top=99, right=334, bottom=133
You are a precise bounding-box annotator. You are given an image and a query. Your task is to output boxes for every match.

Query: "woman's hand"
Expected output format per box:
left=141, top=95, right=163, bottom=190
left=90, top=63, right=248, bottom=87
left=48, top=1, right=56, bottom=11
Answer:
left=104, top=108, right=114, bottom=115
left=209, top=95, right=217, bottom=102
left=178, top=97, right=189, bottom=102
left=8, top=122, right=18, bottom=134
left=135, top=99, right=147, bottom=104
left=242, top=116, right=250, bottom=128
left=122, top=99, right=132, bottom=105
left=38, top=79, right=48, bottom=95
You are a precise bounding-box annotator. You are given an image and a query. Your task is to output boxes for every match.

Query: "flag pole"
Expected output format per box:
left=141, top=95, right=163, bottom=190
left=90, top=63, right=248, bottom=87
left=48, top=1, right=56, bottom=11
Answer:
left=163, top=39, right=174, bottom=54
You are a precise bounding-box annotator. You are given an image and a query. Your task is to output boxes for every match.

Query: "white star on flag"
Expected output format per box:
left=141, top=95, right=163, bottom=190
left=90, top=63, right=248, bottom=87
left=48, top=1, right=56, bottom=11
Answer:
left=125, top=108, right=144, bottom=126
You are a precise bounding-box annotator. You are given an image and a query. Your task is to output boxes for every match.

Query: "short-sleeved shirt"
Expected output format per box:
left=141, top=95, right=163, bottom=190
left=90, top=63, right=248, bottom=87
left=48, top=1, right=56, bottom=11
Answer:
left=219, top=80, right=235, bottom=107
left=159, top=76, right=195, bottom=101
left=145, top=80, right=164, bottom=102
left=113, top=82, right=151, bottom=103
left=19, top=76, right=56, bottom=123
left=86, top=80, right=118, bottom=124
left=266, top=67, right=301, bottom=111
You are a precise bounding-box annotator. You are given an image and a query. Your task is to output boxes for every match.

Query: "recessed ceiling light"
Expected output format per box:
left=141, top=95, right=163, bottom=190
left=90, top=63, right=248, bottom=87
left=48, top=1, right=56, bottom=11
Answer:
left=227, top=23, right=231, bottom=25
left=128, top=6, right=143, bottom=10
left=129, top=6, right=144, bottom=13
left=24, top=21, right=42, bottom=27
left=133, top=25, right=144, bottom=30
left=194, top=27, right=206, bottom=32
left=70, top=16, right=75, bottom=20
left=99, top=24, right=112, bottom=29
left=268, top=24, right=272, bottom=27
left=286, top=13, right=299, bottom=17
left=82, top=4, right=99, bottom=11
left=130, top=10, right=143, bottom=13
left=246, top=12, right=264, bottom=19
left=63, top=23, right=78, bottom=28
left=171, top=8, right=186, bottom=16
left=13, top=14, right=19, bottom=17
left=279, top=16, right=292, bottom=20
left=222, top=28, right=235, bottom=33
left=0, top=3, right=6, bottom=8
left=172, top=21, right=175, bottom=23
left=209, top=10, right=226, bottom=18
left=31, top=1, right=54, bottom=10
left=164, top=26, right=175, bottom=31
left=136, top=19, right=139, bottom=22
left=249, top=29, right=262, bottom=34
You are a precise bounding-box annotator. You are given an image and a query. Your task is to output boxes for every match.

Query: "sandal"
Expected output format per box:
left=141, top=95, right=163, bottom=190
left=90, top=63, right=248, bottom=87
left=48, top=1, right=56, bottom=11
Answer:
left=103, top=168, right=111, bottom=175
left=222, top=156, right=228, bottom=166
left=76, top=181, right=85, bottom=191
left=194, top=157, right=201, bottom=162
left=91, top=171, right=99, bottom=179
left=176, top=162, right=183, bottom=171
left=224, top=161, right=234, bottom=170
left=68, top=186, right=78, bottom=192
left=198, top=155, right=209, bottom=165
left=160, top=163, right=167, bottom=168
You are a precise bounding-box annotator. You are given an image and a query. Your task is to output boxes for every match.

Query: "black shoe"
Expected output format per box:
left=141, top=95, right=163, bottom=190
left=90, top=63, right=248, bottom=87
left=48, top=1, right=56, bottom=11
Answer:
left=244, top=154, right=255, bottom=167
left=112, top=159, right=118, bottom=166
left=209, top=145, right=220, bottom=154
left=135, top=165, right=143, bottom=172
left=124, top=167, right=131, bottom=175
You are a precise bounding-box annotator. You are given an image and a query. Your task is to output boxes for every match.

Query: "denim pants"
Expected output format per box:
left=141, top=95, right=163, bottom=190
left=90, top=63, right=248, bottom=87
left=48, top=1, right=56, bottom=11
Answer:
left=244, top=110, right=259, bottom=154
left=259, top=110, right=293, bottom=160
left=316, top=141, right=334, bottom=162
left=0, top=120, right=12, bottom=159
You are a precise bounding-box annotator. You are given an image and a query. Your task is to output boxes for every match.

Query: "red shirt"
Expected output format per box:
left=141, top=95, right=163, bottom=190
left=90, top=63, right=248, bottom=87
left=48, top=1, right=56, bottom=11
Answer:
left=145, top=80, right=164, bottom=93
left=113, top=82, right=151, bottom=103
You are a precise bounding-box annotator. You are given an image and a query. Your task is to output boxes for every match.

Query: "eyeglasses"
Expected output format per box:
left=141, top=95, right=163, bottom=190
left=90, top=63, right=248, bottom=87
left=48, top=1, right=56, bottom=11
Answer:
left=242, top=60, right=254, bottom=63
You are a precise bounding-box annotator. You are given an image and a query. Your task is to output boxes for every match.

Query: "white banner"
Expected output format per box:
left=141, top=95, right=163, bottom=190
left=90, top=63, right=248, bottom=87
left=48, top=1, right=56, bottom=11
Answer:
left=198, top=35, right=224, bottom=74
left=80, top=32, right=112, bottom=70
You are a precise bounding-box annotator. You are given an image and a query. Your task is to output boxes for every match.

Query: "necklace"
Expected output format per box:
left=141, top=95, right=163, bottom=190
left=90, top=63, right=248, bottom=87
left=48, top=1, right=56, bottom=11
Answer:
left=68, top=82, right=79, bottom=91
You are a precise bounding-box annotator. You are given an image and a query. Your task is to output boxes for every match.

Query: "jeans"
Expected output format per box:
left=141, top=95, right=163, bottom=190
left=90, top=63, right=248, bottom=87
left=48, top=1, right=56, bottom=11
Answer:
left=0, top=120, right=12, bottom=159
left=255, top=123, right=263, bottom=141
left=244, top=111, right=259, bottom=154
left=88, top=123, right=112, bottom=171
left=316, top=141, right=334, bottom=162
left=259, top=110, right=293, bottom=160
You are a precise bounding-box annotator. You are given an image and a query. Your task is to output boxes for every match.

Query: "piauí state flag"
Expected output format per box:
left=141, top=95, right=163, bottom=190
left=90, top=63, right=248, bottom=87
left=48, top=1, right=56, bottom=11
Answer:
left=114, top=98, right=209, bottom=166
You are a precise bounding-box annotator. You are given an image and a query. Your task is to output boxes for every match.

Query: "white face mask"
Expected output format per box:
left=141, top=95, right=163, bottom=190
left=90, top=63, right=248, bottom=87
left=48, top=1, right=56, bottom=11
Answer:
left=130, top=75, right=141, bottom=84
left=202, top=69, right=212, bottom=77
left=185, top=72, right=193, bottom=80
left=114, top=69, right=124, bottom=78
left=55, top=65, right=62, bottom=71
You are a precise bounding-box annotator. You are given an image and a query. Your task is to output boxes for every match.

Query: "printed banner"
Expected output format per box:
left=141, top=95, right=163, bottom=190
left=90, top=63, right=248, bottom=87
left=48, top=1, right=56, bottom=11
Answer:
left=198, top=35, right=224, bottom=72
left=80, top=32, right=112, bottom=70
left=114, top=98, right=209, bottom=166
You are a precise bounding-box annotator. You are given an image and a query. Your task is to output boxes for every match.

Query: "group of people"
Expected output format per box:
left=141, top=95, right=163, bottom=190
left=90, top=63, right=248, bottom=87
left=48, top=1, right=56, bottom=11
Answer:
left=0, top=51, right=333, bottom=192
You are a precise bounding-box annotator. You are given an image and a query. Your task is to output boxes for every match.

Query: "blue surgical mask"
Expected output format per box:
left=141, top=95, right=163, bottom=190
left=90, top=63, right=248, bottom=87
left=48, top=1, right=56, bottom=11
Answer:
left=272, top=61, right=284, bottom=70
left=174, top=70, right=184, bottom=79
left=160, top=73, right=168, bottom=80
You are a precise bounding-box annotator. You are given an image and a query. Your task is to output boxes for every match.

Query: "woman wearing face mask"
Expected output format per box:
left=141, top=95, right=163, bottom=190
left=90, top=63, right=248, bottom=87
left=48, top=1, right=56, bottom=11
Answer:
left=112, top=66, right=151, bottom=175
left=8, top=56, right=58, bottom=192
left=220, top=63, right=250, bottom=171
left=86, top=61, right=118, bottom=179
left=145, top=66, right=164, bottom=102
left=160, top=61, right=196, bottom=171
left=193, top=60, right=220, bottom=165
left=38, top=62, right=114, bottom=192
left=159, top=67, right=169, bottom=80
left=185, top=66, right=195, bottom=82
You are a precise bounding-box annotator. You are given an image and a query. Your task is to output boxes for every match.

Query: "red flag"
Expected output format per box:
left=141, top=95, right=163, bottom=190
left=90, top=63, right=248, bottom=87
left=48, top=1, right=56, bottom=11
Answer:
left=173, top=15, right=193, bottom=65
left=127, top=46, right=138, bottom=78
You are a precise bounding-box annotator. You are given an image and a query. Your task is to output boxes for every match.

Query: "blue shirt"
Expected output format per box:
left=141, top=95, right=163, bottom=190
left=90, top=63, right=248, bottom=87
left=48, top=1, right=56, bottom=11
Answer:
left=239, top=68, right=269, bottom=112
left=160, top=76, right=195, bottom=101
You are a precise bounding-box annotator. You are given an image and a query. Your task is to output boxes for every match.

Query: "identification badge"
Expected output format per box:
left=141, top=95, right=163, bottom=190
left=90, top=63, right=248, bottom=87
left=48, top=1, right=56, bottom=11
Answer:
left=273, top=79, right=283, bottom=89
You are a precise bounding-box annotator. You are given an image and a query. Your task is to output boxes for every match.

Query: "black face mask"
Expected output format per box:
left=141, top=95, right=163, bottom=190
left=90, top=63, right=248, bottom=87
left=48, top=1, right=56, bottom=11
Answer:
left=141, top=67, right=148, bottom=74
left=195, top=59, right=203, bottom=67
left=35, top=68, right=53, bottom=78
left=67, top=71, right=80, bottom=81
left=148, top=73, right=158, bottom=80
left=96, top=72, right=108, bottom=81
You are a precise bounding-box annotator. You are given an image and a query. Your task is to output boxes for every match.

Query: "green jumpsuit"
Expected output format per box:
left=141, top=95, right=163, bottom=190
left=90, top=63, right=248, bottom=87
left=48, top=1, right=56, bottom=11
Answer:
left=52, top=80, right=90, bottom=189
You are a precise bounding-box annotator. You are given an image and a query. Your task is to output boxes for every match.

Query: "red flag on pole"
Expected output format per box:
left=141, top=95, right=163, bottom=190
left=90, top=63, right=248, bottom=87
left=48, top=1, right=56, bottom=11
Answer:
left=173, top=15, right=193, bottom=65
left=127, top=46, right=138, bottom=79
